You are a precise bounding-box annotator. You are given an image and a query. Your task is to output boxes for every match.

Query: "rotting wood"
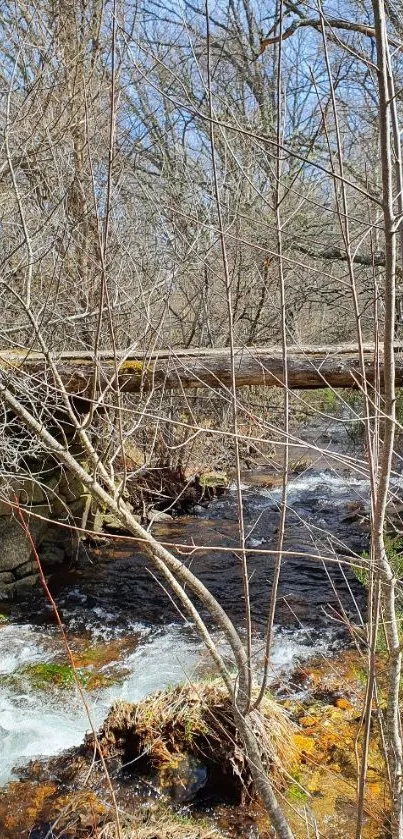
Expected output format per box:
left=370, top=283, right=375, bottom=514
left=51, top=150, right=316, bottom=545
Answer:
left=1, top=343, right=403, bottom=395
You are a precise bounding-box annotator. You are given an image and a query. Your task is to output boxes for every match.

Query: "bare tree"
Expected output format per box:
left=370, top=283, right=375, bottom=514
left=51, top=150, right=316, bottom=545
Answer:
left=1, top=0, right=403, bottom=837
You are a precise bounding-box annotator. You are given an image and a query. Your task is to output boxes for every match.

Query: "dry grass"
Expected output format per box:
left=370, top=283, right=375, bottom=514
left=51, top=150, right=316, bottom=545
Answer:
left=98, top=812, right=221, bottom=839
left=4, top=682, right=295, bottom=839
left=95, top=679, right=295, bottom=790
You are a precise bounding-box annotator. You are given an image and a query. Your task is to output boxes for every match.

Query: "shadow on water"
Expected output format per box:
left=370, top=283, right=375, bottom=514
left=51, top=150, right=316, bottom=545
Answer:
left=40, top=466, right=369, bottom=632
left=0, top=461, right=376, bottom=835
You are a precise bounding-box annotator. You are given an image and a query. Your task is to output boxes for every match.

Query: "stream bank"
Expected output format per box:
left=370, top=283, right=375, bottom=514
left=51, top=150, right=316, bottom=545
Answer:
left=0, top=647, right=390, bottom=839
left=0, top=412, right=400, bottom=838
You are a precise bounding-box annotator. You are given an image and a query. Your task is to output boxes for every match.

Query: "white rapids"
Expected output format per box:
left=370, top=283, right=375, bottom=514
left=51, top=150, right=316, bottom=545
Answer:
left=0, top=619, right=331, bottom=785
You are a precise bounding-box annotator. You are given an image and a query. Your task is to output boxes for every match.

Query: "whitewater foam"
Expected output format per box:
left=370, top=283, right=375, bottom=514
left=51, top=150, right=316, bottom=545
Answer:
left=0, top=621, right=332, bottom=785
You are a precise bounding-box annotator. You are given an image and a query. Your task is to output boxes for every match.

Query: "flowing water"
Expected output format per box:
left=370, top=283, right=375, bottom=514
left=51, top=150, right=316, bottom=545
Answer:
left=53, top=467, right=370, bottom=628
left=0, top=619, right=336, bottom=787
left=0, top=449, right=379, bottom=789
left=1, top=417, right=402, bottom=839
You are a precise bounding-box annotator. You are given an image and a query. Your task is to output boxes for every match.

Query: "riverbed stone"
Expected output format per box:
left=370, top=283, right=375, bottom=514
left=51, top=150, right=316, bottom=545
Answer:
left=156, top=753, right=208, bottom=802
left=14, top=560, right=35, bottom=579
left=198, top=471, right=228, bottom=489
left=93, top=508, right=141, bottom=533
left=38, top=543, right=66, bottom=566
left=0, top=571, right=15, bottom=591
left=0, top=517, right=46, bottom=573
left=13, top=574, right=39, bottom=594
left=147, top=508, right=173, bottom=523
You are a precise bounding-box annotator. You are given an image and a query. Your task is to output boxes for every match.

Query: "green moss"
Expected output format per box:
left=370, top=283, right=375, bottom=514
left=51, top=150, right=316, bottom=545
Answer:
left=353, top=666, right=367, bottom=686
left=83, top=670, right=124, bottom=690
left=119, top=359, right=147, bottom=377
left=286, top=772, right=309, bottom=803
left=183, top=715, right=207, bottom=744
left=11, top=661, right=125, bottom=692
left=351, top=556, right=369, bottom=587
left=0, top=613, right=8, bottom=623
left=287, top=782, right=309, bottom=803
left=320, top=388, right=340, bottom=415
left=198, top=471, right=228, bottom=488
left=20, top=662, right=81, bottom=689
left=352, top=535, right=403, bottom=656
left=171, top=812, right=210, bottom=829
left=354, top=535, right=403, bottom=588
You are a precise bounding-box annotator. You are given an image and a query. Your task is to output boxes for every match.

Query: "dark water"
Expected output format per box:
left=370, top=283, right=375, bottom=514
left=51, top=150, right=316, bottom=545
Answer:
left=0, top=459, right=383, bottom=838
left=38, top=468, right=370, bottom=633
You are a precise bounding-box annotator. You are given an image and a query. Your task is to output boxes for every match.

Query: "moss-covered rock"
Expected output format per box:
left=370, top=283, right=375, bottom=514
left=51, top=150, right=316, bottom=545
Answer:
left=5, top=656, right=128, bottom=693
left=197, top=471, right=228, bottom=490
left=84, top=680, right=295, bottom=806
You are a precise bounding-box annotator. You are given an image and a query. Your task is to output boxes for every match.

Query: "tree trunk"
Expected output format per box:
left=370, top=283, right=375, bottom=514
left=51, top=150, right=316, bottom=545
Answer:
left=2, top=343, right=403, bottom=397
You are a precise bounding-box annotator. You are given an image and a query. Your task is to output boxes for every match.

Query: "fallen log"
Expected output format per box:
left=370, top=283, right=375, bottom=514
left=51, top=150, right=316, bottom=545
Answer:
left=1, top=343, right=403, bottom=395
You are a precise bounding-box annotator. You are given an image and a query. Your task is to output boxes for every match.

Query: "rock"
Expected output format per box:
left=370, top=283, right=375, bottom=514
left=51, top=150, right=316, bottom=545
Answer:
left=18, top=478, right=48, bottom=506
left=0, top=474, right=65, bottom=511
left=341, top=511, right=367, bottom=524
left=52, top=471, right=83, bottom=505
left=0, top=477, right=41, bottom=513
left=0, top=572, right=15, bottom=595
left=147, top=509, right=173, bottom=523
left=0, top=781, right=57, bottom=838
left=0, top=570, right=14, bottom=585
left=344, top=501, right=365, bottom=513
left=93, top=508, right=105, bottom=533
left=198, top=471, right=228, bottom=489
left=38, top=544, right=65, bottom=567
left=193, top=504, right=205, bottom=515
left=156, top=753, right=208, bottom=802
left=248, top=537, right=265, bottom=548
left=290, top=458, right=312, bottom=474
left=103, top=513, right=131, bottom=533
left=0, top=498, right=13, bottom=517
left=258, top=474, right=284, bottom=489
left=68, top=498, right=87, bottom=517
left=0, top=517, right=46, bottom=573
left=0, top=465, right=87, bottom=599
left=123, top=440, right=144, bottom=467
left=14, top=560, right=35, bottom=579
left=39, top=524, right=79, bottom=569
left=13, top=575, right=39, bottom=593
left=94, top=509, right=141, bottom=533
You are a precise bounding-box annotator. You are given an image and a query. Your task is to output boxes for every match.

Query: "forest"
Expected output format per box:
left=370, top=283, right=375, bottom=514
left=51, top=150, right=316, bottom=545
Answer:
left=0, top=1, right=402, bottom=838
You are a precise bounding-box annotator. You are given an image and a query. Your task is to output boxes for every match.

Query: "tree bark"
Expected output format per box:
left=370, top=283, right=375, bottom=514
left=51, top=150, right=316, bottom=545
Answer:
left=0, top=373, right=295, bottom=839
left=2, top=343, right=403, bottom=396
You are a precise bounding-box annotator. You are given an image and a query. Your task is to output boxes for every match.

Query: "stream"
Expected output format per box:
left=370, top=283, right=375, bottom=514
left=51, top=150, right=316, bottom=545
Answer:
left=2, top=415, right=403, bottom=836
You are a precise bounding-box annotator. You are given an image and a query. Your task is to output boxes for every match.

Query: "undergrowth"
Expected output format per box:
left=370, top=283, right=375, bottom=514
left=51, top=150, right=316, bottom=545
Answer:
left=352, top=534, right=403, bottom=654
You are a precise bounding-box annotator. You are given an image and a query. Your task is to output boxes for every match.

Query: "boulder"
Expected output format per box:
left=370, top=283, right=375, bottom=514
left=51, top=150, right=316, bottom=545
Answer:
left=0, top=517, right=46, bottom=574
left=93, top=507, right=141, bottom=534
left=197, top=471, right=228, bottom=489
left=0, top=466, right=85, bottom=599
left=156, top=753, right=207, bottom=802
left=14, top=560, right=35, bottom=579
left=147, top=509, right=173, bottom=523
left=13, top=575, right=39, bottom=594
left=0, top=572, right=15, bottom=597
